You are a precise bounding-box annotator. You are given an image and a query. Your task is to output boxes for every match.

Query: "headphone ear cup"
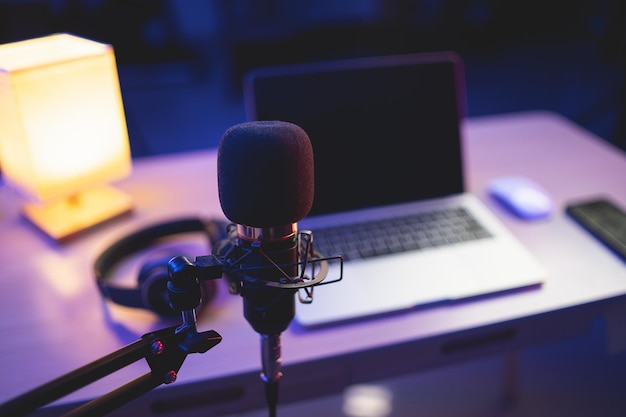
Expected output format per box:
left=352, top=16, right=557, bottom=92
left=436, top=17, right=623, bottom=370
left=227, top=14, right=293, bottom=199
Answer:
left=138, top=257, right=178, bottom=317
left=137, top=256, right=219, bottom=317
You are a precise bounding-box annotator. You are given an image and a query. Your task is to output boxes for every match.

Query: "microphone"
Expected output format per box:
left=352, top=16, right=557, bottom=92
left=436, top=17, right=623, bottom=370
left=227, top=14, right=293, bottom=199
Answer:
left=217, top=120, right=314, bottom=415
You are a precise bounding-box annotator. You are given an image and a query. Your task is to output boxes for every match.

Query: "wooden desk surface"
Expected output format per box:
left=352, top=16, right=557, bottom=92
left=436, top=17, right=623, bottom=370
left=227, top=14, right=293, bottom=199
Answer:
left=2, top=111, right=626, bottom=415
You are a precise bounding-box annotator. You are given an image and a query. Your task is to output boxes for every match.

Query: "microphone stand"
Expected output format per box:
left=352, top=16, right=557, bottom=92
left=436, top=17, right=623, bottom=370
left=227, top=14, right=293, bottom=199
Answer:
left=0, top=256, right=224, bottom=417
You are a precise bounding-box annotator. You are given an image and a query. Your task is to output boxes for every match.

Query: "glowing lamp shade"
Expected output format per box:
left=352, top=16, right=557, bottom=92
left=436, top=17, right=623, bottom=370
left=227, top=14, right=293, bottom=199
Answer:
left=0, top=33, right=133, bottom=241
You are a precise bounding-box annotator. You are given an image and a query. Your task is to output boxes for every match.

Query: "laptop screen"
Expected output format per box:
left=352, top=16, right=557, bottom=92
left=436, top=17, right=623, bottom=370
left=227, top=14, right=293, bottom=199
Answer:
left=244, top=52, right=466, bottom=217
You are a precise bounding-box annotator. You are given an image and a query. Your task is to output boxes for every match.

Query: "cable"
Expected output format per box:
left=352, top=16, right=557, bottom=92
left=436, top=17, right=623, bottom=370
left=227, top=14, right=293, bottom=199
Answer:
left=264, top=380, right=279, bottom=417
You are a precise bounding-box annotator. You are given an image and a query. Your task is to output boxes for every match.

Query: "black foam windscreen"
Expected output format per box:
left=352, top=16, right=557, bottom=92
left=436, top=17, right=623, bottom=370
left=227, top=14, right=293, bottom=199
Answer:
left=217, top=121, right=314, bottom=227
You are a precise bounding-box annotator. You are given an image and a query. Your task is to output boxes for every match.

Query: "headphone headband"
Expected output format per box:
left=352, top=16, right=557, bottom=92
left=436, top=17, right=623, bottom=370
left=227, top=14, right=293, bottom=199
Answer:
left=95, top=217, right=227, bottom=316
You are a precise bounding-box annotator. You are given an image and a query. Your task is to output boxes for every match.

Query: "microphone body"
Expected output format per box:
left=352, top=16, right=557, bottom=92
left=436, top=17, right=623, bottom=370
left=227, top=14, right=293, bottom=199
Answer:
left=217, top=121, right=314, bottom=394
left=237, top=224, right=298, bottom=338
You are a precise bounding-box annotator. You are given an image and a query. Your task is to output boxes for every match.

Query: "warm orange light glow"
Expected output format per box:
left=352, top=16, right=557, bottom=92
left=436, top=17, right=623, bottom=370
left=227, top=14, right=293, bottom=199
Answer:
left=0, top=33, right=133, bottom=241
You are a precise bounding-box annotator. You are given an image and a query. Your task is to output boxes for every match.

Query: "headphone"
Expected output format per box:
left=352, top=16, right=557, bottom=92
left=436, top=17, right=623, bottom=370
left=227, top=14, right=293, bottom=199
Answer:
left=94, top=217, right=229, bottom=318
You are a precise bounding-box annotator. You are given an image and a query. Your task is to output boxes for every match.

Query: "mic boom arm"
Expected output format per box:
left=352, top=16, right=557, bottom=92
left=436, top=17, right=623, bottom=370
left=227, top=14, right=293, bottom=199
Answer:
left=0, top=256, right=224, bottom=417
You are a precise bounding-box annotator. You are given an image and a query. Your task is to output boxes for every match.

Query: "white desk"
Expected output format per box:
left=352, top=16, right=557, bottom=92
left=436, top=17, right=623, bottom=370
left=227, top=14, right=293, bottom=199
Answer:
left=2, top=111, right=626, bottom=416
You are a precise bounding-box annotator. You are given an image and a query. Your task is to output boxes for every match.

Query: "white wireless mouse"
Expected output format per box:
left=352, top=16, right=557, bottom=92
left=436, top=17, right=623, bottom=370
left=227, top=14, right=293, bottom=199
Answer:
left=488, top=176, right=553, bottom=219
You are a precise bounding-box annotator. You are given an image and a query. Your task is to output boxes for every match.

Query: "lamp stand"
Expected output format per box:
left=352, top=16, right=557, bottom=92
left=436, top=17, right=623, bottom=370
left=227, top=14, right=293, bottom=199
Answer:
left=23, top=185, right=133, bottom=242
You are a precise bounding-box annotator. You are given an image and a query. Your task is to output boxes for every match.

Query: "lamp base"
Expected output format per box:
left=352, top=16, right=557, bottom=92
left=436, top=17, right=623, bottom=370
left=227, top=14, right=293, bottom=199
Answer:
left=23, top=185, right=133, bottom=242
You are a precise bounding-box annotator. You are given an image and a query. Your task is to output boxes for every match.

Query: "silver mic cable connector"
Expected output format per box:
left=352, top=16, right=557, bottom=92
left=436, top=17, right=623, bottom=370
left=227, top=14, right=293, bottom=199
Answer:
left=260, top=333, right=283, bottom=383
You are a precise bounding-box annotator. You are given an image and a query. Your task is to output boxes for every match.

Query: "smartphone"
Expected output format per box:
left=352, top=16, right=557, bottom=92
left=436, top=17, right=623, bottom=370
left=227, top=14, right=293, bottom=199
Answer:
left=566, top=197, right=626, bottom=262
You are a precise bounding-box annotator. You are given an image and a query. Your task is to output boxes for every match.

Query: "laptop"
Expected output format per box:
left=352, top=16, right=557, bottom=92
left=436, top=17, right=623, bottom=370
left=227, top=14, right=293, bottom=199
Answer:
left=243, top=51, right=546, bottom=328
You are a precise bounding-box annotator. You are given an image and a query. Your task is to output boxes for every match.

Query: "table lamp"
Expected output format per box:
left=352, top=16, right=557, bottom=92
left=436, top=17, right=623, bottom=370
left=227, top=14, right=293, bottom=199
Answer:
left=0, top=33, right=133, bottom=242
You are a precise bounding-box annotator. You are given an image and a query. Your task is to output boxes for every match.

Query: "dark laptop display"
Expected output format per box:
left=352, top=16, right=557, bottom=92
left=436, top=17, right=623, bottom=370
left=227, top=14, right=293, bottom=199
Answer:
left=245, top=53, right=465, bottom=217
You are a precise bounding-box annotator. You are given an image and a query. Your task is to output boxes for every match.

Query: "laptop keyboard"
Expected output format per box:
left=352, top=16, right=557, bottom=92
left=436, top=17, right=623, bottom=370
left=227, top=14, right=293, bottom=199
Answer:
left=312, top=207, right=492, bottom=261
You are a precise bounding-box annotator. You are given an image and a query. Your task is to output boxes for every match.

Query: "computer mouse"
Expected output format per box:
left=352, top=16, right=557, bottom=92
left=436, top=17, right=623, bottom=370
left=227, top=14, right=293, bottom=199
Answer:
left=488, top=176, right=553, bottom=219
